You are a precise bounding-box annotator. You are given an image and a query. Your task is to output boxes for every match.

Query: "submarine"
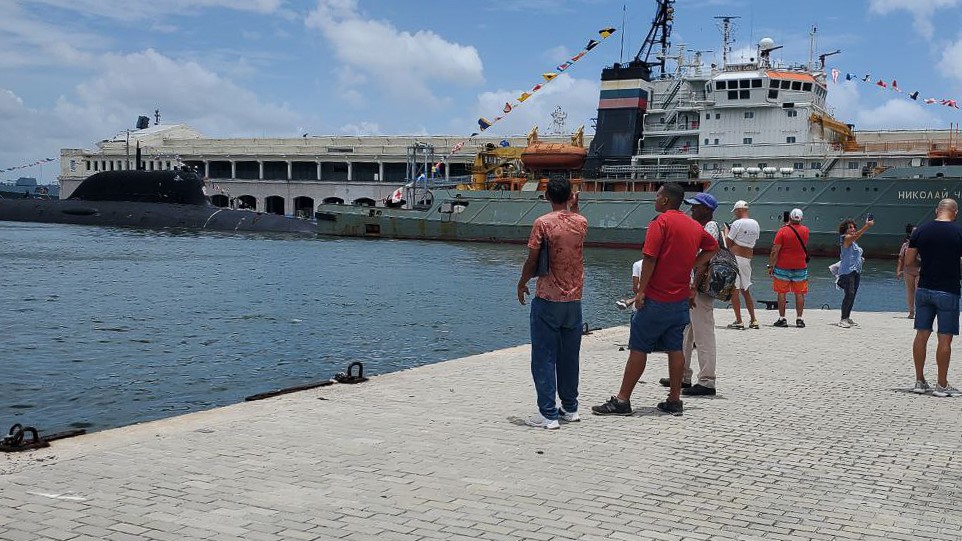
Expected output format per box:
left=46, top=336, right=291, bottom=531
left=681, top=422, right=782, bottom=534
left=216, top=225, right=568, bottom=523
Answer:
left=0, top=168, right=316, bottom=235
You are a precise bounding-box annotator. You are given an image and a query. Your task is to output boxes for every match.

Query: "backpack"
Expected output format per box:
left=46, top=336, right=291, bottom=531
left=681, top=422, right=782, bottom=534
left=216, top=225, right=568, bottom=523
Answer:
left=698, top=222, right=739, bottom=301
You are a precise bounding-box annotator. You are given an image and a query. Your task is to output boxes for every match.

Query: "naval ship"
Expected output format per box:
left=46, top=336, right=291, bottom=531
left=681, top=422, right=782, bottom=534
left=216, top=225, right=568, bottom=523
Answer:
left=313, top=0, right=962, bottom=257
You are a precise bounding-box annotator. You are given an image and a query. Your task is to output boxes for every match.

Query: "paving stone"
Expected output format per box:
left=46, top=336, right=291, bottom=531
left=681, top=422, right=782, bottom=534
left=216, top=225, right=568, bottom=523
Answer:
left=1, top=311, right=961, bottom=540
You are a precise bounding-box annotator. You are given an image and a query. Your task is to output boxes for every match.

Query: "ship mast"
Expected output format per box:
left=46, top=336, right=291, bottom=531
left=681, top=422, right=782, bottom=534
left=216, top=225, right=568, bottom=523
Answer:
left=714, top=15, right=740, bottom=69
left=633, top=0, right=675, bottom=78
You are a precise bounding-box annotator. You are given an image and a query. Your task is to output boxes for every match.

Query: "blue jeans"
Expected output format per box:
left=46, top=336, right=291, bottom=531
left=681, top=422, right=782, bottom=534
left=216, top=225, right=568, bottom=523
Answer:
left=915, top=287, right=961, bottom=335
left=530, top=297, right=583, bottom=420
left=628, top=298, right=691, bottom=353
left=838, top=271, right=860, bottom=320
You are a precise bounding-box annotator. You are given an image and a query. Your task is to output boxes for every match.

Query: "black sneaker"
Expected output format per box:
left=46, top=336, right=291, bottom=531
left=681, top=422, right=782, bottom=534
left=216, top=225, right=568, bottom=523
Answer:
left=796, top=319, right=806, bottom=328
left=656, top=399, right=684, bottom=415
left=682, top=384, right=716, bottom=396
left=773, top=318, right=788, bottom=327
left=591, top=396, right=633, bottom=416
left=658, top=378, right=692, bottom=388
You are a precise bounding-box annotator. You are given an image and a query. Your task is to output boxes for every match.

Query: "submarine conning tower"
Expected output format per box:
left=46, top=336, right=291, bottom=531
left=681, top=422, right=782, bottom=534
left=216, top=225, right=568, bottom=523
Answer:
left=68, top=170, right=210, bottom=206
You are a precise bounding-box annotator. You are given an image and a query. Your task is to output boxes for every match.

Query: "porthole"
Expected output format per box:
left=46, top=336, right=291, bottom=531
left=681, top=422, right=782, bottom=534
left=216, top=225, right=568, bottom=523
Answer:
left=846, top=187, right=851, bottom=191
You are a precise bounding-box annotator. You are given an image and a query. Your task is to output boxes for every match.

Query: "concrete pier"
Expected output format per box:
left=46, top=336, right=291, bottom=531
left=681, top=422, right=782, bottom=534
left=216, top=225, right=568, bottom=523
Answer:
left=2, top=310, right=961, bottom=540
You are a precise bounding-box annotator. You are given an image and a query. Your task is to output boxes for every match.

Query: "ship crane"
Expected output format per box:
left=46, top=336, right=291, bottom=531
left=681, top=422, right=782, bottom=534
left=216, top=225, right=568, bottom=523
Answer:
left=633, top=0, right=675, bottom=78
left=818, top=49, right=841, bottom=70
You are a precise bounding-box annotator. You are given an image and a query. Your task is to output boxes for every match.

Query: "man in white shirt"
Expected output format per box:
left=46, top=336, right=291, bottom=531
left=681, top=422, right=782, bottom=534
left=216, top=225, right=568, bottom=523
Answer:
left=726, top=200, right=760, bottom=329
left=615, top=259, right=644, bottom=310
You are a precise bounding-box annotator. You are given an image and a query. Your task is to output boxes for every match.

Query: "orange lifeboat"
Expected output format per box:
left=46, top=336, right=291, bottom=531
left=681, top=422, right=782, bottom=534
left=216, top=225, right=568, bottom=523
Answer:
left=521, top=142, right=587, bottom=171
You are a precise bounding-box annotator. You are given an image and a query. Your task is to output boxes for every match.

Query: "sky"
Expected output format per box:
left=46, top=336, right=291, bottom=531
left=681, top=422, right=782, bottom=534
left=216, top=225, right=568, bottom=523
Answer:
left=5, top=0, right=962, bottom=181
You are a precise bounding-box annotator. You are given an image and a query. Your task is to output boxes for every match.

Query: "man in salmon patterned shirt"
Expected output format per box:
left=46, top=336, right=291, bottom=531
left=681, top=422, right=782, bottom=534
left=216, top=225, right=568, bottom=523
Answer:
left=517, top=178, right=588, bottom=430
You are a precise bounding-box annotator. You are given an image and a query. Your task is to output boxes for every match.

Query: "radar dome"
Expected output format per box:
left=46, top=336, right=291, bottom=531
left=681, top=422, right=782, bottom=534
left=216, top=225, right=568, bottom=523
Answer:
left=759, top=37, right=776, bottom=51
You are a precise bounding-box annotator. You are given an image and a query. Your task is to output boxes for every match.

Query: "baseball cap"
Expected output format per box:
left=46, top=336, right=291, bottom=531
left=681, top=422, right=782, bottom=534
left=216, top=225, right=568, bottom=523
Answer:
left=790, top=208, right=804, bottom=221
left=683, top=192, right=718, bottom=210
left=732, top=200, right=749, bottom=212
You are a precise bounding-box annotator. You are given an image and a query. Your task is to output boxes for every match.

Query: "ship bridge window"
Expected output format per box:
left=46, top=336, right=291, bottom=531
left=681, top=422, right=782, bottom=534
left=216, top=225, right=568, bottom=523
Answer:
left=769, top=90, right=779, bottom=99
left=728, top=90, right=738, bottom=100
left=716, top=80, right=727, bottom=90
left=739, top=79, right=750, bottom=89
left=770, top=80, right=780, bottom=89
left=791, top=81, right=802, bottom=90
left=802, top=82, right=813, bottom=91
left=780, top=80, right=791, bottom=89
left=744, top=111, right=755, bottom=119
left=752, top=79, right=762, bottom=88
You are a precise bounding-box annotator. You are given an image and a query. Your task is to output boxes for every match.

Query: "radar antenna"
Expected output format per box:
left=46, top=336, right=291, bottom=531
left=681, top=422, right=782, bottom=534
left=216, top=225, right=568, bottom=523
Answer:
left=633, top=0, right=675, bottom=78
left=714, top=16, right=741, bottom=68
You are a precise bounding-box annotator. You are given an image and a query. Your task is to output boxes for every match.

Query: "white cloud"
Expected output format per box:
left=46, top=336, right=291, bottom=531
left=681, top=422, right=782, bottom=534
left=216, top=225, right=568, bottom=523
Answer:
left=29, top=0, right=283, bottom=20
left=939, top=35, right=962, bottom=82
left=0, top=1, right=101, bottom=68
left=869, top=0, right=961, bottom=39
left=339, top=121, right=381, bottom=135
left=0, top=48, right=304, bottom=170
left=305, top=0, right=484, bottom=103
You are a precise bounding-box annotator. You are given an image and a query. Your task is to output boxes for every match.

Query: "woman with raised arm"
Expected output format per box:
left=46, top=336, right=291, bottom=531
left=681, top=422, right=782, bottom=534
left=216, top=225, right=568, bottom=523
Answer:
left=837, top=217, right=874, bottom=328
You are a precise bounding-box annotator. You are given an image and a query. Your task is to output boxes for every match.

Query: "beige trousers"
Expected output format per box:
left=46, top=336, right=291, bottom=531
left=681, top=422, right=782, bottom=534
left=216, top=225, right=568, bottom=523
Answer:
left=682, top=292, right=716, bottom=388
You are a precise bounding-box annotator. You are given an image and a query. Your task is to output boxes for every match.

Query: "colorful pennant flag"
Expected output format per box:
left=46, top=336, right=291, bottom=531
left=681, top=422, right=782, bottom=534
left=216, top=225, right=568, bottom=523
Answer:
left=909, top=91, right=919, bottom=100
left=441, top=25, right=616, bottom=161
left=831, top=68, right=839, bottom=84
left=876, top=79, right=887, bottom=88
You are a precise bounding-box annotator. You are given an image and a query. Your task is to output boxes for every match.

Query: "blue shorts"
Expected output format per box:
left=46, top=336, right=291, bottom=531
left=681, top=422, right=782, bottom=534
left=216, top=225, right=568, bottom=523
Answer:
left=915, top=287, right=961, bottom=336
left=628, top=298, right=691, bottom=353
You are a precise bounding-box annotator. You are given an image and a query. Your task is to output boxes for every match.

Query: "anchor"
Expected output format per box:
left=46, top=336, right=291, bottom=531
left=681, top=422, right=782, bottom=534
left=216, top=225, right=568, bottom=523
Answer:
left=334, top=361, right=368, bottom=384
left=1, top=424, right=50, bottom=453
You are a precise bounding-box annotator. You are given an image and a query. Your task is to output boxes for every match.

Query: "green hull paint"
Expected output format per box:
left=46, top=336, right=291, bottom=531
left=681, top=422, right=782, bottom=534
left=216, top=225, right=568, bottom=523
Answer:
left=315, top=173, right=962, bottom=257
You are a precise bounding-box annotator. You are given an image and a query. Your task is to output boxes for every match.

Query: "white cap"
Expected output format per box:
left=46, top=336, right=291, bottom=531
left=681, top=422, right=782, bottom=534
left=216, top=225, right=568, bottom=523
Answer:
left=732, top=200, right=749, bottom=212
left=790, top=208, right=804, bottom=221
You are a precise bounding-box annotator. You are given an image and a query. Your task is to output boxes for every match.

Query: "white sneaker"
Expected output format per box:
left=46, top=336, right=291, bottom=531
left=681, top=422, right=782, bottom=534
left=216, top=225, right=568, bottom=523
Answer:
left=846, top=318, right=859, bottom=326
left=933, top=384, right=961, bottom=397
left=838, top=319, right=851, bottom=328
left=559, top=408, right=580, bottom=422
left=913, top=380, right=931, bottom=394
left=525, top=414, right=560, bottom=429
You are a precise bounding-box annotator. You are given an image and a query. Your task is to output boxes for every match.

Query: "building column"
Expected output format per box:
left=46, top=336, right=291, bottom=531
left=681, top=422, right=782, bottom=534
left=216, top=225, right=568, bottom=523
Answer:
left=203, top=160, right=209, bottom=177
left=347, top=162, right=353, bottom=182
left=378, top=162, right=384, bottom=182
left=316, top=161, right=322, bottom=181
left=287, top=160, right=293, bottom=181
left=258, top=160, right=264, bottom=180
left=230, top=161, right=236, bottom=179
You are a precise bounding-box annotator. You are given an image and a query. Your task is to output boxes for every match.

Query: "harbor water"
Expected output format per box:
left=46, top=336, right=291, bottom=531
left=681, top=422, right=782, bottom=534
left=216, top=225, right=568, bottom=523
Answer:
left=3, top=222, right=912, bottom=433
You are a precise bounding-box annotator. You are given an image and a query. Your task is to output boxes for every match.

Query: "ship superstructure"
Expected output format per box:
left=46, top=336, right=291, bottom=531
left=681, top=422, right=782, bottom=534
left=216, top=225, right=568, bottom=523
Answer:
left=590, top=1, right=960, bottom=185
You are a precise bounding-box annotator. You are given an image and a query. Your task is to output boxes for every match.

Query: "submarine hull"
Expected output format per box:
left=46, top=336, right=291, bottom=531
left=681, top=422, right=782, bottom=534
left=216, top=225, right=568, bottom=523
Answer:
left=0, top=199, right=317, bottom=234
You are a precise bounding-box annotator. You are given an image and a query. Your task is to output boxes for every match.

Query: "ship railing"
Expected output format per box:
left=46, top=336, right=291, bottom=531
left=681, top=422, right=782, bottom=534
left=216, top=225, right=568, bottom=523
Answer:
left=600, top=164, right=690, bottom=179
left=646, top=122, right=701, bottom=134
left=635, top=145, right=700, bottom=156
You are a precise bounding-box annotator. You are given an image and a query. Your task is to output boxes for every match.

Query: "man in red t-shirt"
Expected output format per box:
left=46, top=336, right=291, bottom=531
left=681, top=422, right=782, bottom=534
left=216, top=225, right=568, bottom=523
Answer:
left=767, top=208, right=810, bottom=328
left=592, top=183, right=718, bottom=416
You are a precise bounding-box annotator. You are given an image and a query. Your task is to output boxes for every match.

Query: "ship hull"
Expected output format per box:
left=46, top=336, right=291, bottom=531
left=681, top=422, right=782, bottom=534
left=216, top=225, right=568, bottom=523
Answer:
left=0, top=199, right=317, bottom=235
left=315, top=175, right=962, bottom=257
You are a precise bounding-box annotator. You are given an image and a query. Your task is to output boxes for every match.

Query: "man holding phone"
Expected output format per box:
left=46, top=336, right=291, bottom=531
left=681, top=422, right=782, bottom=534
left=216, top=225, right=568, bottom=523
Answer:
left=768, top=208, right=810, bottom=328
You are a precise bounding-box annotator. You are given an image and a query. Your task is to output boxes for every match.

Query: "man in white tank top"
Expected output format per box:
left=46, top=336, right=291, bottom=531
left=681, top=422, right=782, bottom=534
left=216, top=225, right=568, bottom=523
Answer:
left=726, top=200, right=761, bottom=329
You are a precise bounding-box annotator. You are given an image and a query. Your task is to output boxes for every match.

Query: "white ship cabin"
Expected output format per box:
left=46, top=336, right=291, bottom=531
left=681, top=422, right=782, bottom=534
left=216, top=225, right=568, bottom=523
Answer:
left=633, top=38, right=952, bottom=181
